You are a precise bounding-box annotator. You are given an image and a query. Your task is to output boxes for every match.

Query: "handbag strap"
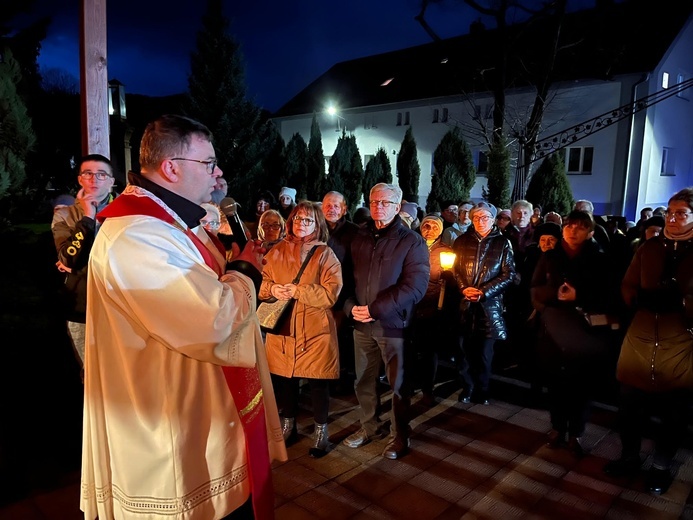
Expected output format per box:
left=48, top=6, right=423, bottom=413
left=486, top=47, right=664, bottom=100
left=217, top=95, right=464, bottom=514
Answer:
left=292, top=245, right=319, bottom=284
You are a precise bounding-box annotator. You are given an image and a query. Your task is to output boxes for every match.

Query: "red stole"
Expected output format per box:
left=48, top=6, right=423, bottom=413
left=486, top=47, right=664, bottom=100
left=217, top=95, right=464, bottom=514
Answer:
left=98, top=192, right=274, bottom=520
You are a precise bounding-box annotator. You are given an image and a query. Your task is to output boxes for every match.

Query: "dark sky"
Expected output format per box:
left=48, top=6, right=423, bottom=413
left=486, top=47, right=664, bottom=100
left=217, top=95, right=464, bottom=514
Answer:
left=15, top=0, right=596, bottom=113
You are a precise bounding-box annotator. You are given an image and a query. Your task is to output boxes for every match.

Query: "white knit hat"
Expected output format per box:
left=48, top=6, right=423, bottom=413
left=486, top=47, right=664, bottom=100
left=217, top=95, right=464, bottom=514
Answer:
left=279, top=187, right=297, bottom=204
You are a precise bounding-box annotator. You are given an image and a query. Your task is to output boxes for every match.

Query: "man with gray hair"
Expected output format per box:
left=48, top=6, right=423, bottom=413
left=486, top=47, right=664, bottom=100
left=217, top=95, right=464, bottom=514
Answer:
left=343, top=183, right=429, bottom=459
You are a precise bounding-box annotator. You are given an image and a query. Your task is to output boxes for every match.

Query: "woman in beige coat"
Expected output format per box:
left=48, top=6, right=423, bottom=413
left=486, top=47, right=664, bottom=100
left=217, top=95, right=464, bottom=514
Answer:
left=259, top=201, right=343, bottom=457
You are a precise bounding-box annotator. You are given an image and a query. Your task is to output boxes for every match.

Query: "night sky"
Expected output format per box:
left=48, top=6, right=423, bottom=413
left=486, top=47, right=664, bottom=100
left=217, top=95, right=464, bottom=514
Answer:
left=13, top=0, right=598, bottom=113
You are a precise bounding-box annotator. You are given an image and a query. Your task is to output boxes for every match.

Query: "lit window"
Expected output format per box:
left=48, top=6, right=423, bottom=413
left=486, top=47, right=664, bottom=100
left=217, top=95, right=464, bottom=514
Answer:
left=661, top=147, right=675, bottom=176
left=662, top=72, right=669, bottom=89
left=381, top=77, right=394, bottom=87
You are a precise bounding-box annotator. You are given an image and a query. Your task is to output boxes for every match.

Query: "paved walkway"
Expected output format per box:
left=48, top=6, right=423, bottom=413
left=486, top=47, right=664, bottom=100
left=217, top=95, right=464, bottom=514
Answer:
left=2, top=375, right=692, bottom=519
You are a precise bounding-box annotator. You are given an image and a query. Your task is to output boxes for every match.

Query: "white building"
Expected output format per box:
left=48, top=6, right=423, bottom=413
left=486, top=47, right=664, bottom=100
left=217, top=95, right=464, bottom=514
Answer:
left=272, top=2, right=693, bottom=219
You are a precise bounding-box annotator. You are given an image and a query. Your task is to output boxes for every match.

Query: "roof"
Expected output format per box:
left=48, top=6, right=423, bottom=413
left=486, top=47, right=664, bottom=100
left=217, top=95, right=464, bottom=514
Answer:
left=274, top=0, right=692, bottom=118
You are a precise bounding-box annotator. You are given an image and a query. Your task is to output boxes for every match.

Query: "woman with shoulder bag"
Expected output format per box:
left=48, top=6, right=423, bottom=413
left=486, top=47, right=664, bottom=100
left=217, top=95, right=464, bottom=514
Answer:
left=259, top=201, right=343, bottom=457
left=603, top=187, right=693, bottom=495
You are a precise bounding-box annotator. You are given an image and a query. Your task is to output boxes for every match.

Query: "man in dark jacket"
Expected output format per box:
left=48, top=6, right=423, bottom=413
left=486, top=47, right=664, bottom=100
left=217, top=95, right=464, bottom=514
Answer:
left=51, top=154, right=116, bottom=376
left=452, top=202, right=515, bottom=405
left=322, top=191, right=360, bottom=390
left=342, top=183, right=429, bottom=459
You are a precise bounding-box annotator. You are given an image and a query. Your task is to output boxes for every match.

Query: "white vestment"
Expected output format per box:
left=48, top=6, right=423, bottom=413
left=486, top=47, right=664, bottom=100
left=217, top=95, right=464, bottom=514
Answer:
left=80, top=187, right=286, bottom=520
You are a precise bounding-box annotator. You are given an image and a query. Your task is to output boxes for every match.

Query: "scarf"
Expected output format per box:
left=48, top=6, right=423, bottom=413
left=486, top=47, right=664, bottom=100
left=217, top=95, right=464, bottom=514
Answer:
left=664, top=225, right=693, bottom=241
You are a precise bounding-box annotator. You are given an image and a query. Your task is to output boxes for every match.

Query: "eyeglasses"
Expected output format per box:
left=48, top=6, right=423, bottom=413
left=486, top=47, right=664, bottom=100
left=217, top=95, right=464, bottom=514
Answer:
left=171, top=157, right=218, bottom=175
left=293, top=216, right=315, bottom=225
left=79, top=170, right=112, bottom=181
left=261, top=223, right=282, bottom=230
left=665, top=209, right=693, bottom=220
left=200, top=219, right=220, bottom=230
left=369, top=200, right=397, bottom=208
left=444, top=207, right=459, bottom=213
left=472, top=215, right=492, bottom=222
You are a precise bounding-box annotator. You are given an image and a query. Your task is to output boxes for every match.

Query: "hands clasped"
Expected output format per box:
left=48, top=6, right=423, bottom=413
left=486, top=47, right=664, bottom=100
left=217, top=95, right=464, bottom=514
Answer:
left=352, top=305, right=374, bottom=323
left=271, top=283, right=297, bottom=300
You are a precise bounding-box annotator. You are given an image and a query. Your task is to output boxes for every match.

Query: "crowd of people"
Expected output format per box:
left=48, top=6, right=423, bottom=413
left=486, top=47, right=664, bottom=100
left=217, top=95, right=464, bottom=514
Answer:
left=51, top=113, right=693, bottom=519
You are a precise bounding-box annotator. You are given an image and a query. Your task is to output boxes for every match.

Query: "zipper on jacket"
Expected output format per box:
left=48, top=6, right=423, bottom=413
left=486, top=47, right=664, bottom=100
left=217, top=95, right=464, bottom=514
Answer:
left=651, top=312, right=659, bottom=385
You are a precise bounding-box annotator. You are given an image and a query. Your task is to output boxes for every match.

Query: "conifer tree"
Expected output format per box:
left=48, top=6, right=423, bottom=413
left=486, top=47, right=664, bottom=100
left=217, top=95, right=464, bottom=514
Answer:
left=186, top=0, right=265, bottom=204
left=525, top=152, right=574, bottom=215
left=0, top=47, right=35, bottom=212
left=284, top=133, right=308, bottom=201
left=427, top=128, right=476, bottom=212
left=483, top=138, right=511, bottom=210
left=396, top=127, right=421, bottom=204
left=307, top=113, right=325, bottom=200
left=325, top=130, right=363, bottom=212
left=362, top=147, right=392, bottom=205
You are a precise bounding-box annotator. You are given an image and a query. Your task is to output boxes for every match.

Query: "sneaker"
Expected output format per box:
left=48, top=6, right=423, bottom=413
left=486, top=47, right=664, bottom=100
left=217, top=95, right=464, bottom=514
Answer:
left=343, top=427, right=372, bottom=448
left=471, top=390, right=490, bottom=405
left=646, top=467, right=673, bottom=495
left=458, top=389, right=473, bottom=403
left=603, top=456, right=642, bottom=477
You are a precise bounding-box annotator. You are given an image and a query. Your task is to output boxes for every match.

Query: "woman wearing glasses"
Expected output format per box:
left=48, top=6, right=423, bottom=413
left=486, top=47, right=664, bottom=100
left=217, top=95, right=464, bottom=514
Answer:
left=259, top=201, right=343, bottom=458
left=604, top=187, right=693, bottom=495
left=257, top=209, right=286, bottom=251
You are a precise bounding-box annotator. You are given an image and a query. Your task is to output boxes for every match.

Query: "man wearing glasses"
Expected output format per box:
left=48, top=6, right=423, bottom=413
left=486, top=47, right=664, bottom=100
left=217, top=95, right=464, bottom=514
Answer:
left=451, top=202, right=515, bottom=405
left=51, top=154, right=116, bottom=375
left=79, top=115, right=286, bottom=520
left=343, top=183, right=429, bottom=459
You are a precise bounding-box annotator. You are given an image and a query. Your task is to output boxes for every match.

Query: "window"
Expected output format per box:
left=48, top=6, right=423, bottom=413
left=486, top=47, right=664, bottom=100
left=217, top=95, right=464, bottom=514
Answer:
left=442, top=108, right=448, bottom=123
left=566, top=146, right=594, bottom=174
left=432, top=109, right=439, bottom=123
left=662, top=72, right=670, bottom=89
left=661, top=147, right=675, bottom=176
left=677, top=73, right=689, bottom=100
left=404, top=111, right=410, bottom=125
left=396, top=113, right=402, bottom=126
left=364, top=154, right=375, bottom=168
left=364, top=115, right=377, bottom=129
left=477, top=151, right=488, bottom=176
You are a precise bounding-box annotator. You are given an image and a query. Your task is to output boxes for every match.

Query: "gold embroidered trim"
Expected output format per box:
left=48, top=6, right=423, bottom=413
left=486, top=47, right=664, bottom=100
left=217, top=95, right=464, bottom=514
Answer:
left=239, top=389, right=263, bottom=418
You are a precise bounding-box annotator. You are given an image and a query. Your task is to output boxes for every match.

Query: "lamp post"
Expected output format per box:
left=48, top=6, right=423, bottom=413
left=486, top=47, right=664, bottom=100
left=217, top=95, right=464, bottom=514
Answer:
left=438, top=251, right=456, bottom=310
left=108, top=79, right=131, bottom=186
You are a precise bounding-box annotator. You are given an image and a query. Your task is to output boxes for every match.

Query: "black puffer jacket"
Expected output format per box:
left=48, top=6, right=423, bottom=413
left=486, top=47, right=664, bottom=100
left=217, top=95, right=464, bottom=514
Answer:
left=451, top=226, right=515, bottom=339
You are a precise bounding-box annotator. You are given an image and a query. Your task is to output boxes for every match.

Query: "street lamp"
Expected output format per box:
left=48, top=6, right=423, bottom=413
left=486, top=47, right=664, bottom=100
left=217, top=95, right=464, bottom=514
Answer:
left=326, top=104, right=346, bottom=132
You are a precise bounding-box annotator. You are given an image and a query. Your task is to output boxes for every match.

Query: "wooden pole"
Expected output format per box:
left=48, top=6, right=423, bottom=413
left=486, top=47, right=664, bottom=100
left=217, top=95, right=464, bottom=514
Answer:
left=79, top=0, right=110, bottom=157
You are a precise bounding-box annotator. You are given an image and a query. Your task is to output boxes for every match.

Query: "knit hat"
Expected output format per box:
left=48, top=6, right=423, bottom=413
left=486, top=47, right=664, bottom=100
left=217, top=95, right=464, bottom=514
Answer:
left=400, top=202, right=418, bottom=219
left=497, top=209, right=511, bottom=220
left=421, top=214, right=444, bottom=230
left=533, top=222, right=562, bottom=241
left=643, top=215, right=665, bottom=230
left=52, top=194, right=75, bottom=209
left=278, top=187, right=297, bottom=204
left=469, top=202, right=497, bottom=220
